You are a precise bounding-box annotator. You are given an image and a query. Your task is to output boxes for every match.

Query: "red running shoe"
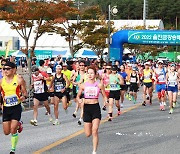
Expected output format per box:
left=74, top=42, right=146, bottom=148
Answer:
left=17, top=121, right=23, bottom=133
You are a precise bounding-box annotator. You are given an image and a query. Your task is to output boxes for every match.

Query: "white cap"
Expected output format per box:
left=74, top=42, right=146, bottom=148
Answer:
left=50, top=61, right=55, bottom=64
left=128, top=63, right=132, bottom=67
left=62, top=62, right=67, bottom=66
left=158, top=60, right=163, bottom=64
left=56, top=65, right=62, bottom=69
left=145, top=62, right=150, bottom=65
left=126, top=60, right=130, bottom=63
left=46, top=68, right=52, bottom=74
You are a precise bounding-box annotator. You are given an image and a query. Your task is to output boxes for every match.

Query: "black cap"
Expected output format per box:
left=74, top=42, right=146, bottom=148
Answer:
left=112, top=65, right=117, bottom=71
left=32, top=66, right=39, bottom=72
left=4, top=61, right=16, bottom=68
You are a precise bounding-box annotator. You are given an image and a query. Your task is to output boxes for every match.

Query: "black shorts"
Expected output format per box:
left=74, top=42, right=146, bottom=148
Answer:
left=73, top=86, right=77, bottom=98
left=48, top=92, right=54, bottom=97
left=33, top=93, right=48, bottom=102
left=129, top=83, right=139, bottom=92
left=83, top=103, right=101, bottom=123
left=109, top=90, right=120, bottom=100
left=3, top=104, right=22, bottom=122
left=120, top=85, right=127, bottom=91
left=144, top=82, right=153, bottom=88
left=54, top=92, right=66, bottom=99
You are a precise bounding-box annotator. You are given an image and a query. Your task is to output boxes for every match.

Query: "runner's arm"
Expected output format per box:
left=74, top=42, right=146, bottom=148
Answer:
left=76, top=84, right=84, bottom=103
left=118, top=74, right=124, bottom=85
left=63, top=74, right=70, bottom=89
left=99, top=83, right=108, bottom=103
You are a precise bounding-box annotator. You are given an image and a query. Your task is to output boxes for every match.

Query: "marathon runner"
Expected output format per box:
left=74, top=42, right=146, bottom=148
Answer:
left=166, top=63, right=178, bottom=114
left=49, top=65, right=69, bottom=125
left=142, top=62, right=153, bottom=106
left=108, top=65, right=124, bottom=121
left=154, top=60, right=167, bottom=111
left=30, top=67, right=52, bottom=126
left=0, top=61, right=27, bottom=154
left=76, top=65, right=108, bottom=154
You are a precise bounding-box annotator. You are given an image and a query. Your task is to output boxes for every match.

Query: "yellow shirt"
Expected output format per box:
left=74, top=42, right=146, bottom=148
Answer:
left=143, top=69, right=152, bottom=83
left=62, top=69, right=72, bottom=89
left=1, top=75, right=21, bottom=107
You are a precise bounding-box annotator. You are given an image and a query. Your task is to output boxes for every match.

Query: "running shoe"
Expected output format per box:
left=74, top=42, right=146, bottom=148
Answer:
left=133, top=100, right=137, bottom=104
left=128, top=96, right=132, bottom=101
left=92, top=151, right=96, bottom=154
left=78, top=119, right=82, bottom=125
left=53, top=119, right=60, bottom=125
left=17, top=121, right=23, bottom=133
left=169, top=108, right=174, bottom=114
left=142, top=101, right=146, bottom=106
left=108, top=117, right=112, bottom=121
left=163, top=102, right=167, bottom=106
left=125, top=93, right=129, bottom=99
left=67, top=101, right=72, bottom=107
left=160, top=104, right=165, bottom=111
left=102, top=105, right=106, bottom=111
left=120, top=104, right=124, bottom=108
left=10, top=151, right=15, bottom=154
left=30, top=120, right=38, bottom=126
left=49, top=116, right=53, bottom=122
left=72, top=113, right=76, bottom=118
left=45, top=111, right=48, bottom=115
left=117, top=111, right=121, bottom=116
left=173, top=102, right=176, bottom=108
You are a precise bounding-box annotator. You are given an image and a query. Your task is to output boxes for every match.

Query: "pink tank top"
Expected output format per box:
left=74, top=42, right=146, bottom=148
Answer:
left=84, top=81, right=100, bottom=99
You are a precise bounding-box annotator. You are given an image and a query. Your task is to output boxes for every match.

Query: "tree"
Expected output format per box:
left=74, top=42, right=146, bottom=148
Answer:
left=0, top=0, right=75, bottom=86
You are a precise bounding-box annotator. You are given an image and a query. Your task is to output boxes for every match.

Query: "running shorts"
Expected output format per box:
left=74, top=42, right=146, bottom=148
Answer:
left=167, top=85, right=178, bottom=93
left=156, top=84, right=166, bottom=92
left=54, top=91, right=67, bottom=99
left=109, top=90, right=120, bottom=100
left=120, top=85, right=127, bottom=91
left=48, top=92, right=54, bottom=97
left=73, top=86, right=77, bottom=98
left=33, top=93, right=48, bottom=102
left=129, top=83, right=139, bottom=92
left=144, top=82, right=153, bottom=88
left=3, top=104, right=22, bottom=122
left=83, top=103, right=101, bottom=122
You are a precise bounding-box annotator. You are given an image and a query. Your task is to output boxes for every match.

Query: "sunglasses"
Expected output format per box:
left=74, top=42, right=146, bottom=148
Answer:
left=79, top=65, right=85, bottom=66
left=1, top=64, right=5, bottom=66
left=106, top=68, right=111, bottom=70
left=3, top=67, right=12, bottom=71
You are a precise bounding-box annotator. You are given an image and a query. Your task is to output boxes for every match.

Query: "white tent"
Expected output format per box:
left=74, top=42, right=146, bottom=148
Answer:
left=74, top=48, right=98, bottom=58
left=11, top=50, right=26, bottom=57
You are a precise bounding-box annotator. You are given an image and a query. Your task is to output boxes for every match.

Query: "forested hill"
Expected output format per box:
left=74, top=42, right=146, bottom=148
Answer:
left=82, top=0, right=180, bottom=29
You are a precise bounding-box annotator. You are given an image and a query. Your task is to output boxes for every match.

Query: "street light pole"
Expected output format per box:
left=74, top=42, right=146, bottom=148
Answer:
left=107, top=4, right=111, bottom=63
left=107, top=5, right=118, bottom=63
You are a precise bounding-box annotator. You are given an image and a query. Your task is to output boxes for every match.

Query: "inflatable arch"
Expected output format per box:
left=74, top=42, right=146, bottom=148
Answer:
left=110, top=30, right=180, bottom=64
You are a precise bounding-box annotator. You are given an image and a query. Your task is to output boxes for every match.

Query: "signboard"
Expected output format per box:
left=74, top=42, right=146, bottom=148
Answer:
left=128, top=31, right=180, bottom=45
left=35, top=50, right=52, bottom=60
left=110, top=48, right=121, bottom=62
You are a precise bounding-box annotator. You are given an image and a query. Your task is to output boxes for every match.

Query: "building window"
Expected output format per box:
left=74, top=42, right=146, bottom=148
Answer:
left=0, top=41, right=2, bottom=47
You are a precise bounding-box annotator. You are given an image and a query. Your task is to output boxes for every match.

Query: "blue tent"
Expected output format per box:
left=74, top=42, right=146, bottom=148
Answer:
left=74, top=48, right=98, bottom=58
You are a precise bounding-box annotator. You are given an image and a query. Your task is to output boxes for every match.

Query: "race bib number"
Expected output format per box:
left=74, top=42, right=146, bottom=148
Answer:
left=158, top=75, right=165, bottom=82
left=110, top=84, right=117, bottom=89
left=34, top=81, right=44, bottom=94
left=169, top=81, right=176, bottom=87
left=144, top=75, right=150, bottom=80
left=55, top=84, right=64, bottom=92
left=130, top=78, right=136, bottom=83
left=85, top=87, right=98, bottom=98
left=5, top=95, right=19, bottom=107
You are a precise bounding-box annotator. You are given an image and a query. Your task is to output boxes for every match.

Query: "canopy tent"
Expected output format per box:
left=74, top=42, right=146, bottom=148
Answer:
left=52, top=49, right=72, bottom=58
left=11, top=50, right=26, bottom=57
left=74, top=48, right=98, bottom=58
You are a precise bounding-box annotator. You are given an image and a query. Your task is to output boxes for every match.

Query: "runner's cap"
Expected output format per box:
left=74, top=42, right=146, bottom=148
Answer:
left=158, top=60, right=163, bottom=64
left=46, top=68, right=52, bottom=74
left=56, top=65, right=62, bottom=69
left=4, top=61, right=16, bottom=68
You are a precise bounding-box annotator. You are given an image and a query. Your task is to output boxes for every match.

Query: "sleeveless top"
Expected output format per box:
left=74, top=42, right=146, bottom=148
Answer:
left=130, top=73, right=138, bottom=84
left=109, top=74, right=120, bottom=91
left=54, top=74, right=66, bottom=92
left=168, top=72, right=178, bottom=87
left=102, top=73, right=110, bottom=91
left=32, top=73, right=46, bottom=94
left=84, top=81, right=100, bottom=99
left=143, top=69, right=152, bottom=83
left=1, top=75, right=21, bottom=107
left=155, top=68, right=166, bottom=84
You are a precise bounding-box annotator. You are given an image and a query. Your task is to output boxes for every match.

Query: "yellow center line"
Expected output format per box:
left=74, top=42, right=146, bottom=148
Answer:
left=33, top=103, right=142, bottom=154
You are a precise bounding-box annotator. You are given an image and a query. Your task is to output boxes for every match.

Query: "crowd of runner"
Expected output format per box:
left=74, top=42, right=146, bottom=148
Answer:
left=0, top=56, right=180, bottom=154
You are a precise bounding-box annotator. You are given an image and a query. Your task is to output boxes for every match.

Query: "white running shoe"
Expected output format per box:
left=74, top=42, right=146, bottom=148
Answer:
left=49, top=116, right=53, bottom=122
left=120, top=104, right=124, bottom=108
left=53, top=119, right=60, bottom=125
left=30, top=120, right=38, bottom=126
